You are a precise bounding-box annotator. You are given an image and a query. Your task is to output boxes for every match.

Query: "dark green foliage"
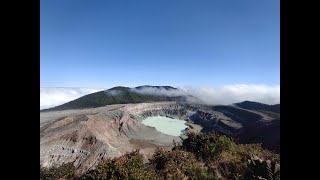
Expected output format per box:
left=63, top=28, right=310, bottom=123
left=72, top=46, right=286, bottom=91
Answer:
left=182, top=131, right=236, bottom=161
left=81, top=150, right=158, bottom=180
left=149, top=148, right=215, bottom=179
left=181, top=131, right=279, bottom=179
left=40, top=162, right=75, bottom=180
left=42, top=86, right=186, bottom=112
left=40, top=132, right=280, bottom=180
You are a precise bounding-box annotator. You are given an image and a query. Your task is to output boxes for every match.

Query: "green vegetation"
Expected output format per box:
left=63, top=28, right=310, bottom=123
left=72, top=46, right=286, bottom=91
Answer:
left=41, top=86, right=186, bottom=112
left=180, top=132, right=279, bottom=179
left=150, top=148, right=213, bottom=179
left=40, top=162, right=75, bottom=180
left=40, top=132, right=280, bottom=180
left=82, top=150, right=158, bottom=180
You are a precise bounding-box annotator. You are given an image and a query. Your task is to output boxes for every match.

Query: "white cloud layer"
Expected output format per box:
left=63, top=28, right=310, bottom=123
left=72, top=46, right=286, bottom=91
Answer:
left=130, top=87, right=188, bottom=97
left=40, top=88, right=102, bottom=110
left=181, top=84, right=280, bottom=105
left=40, top=84, right=280, bottom=110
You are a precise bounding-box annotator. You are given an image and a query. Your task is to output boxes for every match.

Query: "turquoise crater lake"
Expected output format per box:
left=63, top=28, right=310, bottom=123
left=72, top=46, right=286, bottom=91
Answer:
left=141, top=116, right=189, bottom=136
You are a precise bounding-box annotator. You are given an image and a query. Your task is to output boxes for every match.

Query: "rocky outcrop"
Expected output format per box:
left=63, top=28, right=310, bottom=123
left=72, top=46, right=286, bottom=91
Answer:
left=41, top=102, right=189, bottom=175
left=245, top=155, right=280, bottom=180
left=236, top=119, right=280, bottom=153
left=213, top=105, right=263, bottom=125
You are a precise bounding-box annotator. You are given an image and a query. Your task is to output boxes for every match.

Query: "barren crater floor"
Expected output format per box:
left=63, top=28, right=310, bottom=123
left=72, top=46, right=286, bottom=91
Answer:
left=40, top=101, right=275, bottom=175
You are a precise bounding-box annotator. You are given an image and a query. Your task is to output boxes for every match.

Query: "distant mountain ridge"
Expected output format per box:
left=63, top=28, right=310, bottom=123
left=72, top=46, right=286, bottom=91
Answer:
left=234, top=101, right=280, bottom=113
left=135, top=85, right=178, bottom=90
left=41, top=86, right=280, bottom=114
left=41, top=86, right=187, bottom=112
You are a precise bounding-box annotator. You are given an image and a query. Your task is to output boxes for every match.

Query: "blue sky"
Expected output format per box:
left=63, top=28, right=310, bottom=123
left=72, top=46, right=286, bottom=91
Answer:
left=40, top=0, right=279, bottom=88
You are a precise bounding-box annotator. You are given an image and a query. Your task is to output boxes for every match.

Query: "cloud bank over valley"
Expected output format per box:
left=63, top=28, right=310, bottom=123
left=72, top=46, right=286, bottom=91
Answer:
left=40, top=87, right=103, bottom=110
left=40, top=84, right=280, bottom=110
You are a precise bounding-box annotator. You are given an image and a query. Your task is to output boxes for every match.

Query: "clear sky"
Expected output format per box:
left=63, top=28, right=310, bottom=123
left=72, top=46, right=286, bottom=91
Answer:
left=40, top=0, right=279, bottom=88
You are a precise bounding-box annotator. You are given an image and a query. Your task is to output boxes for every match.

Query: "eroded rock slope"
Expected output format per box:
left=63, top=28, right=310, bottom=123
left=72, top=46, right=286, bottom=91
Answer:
left=40, top=101, right=276, bottom=174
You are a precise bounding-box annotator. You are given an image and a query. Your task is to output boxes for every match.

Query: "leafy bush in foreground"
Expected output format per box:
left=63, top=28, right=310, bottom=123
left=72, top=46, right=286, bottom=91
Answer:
left=81, top=150, right=158, bottom=180
left=40, top=131, right=280, bottom=180
left=181, top=131, right=279, bottom=179
left=40, top=162, right=75, bottom=180
left=182, top=131, right=237, bottom=161
left=150, top=148, right=215, bottom=179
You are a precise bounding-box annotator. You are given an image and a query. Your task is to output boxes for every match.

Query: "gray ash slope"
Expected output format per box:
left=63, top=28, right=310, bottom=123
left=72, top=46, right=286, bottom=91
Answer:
left=40, top=86, right=280, bottom=175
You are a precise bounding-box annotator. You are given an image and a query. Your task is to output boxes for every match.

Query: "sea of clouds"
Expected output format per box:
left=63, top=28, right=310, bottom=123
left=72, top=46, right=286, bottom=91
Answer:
left=40, top=87, right=103, bottom=110
left=40, top=84, right=280, bottom=110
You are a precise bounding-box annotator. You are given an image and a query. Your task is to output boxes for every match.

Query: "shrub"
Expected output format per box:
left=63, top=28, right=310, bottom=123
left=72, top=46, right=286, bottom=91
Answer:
left=149, top=148, right=215, bottom=180
left=236, top=144, right=280, bottom=163
left=40, top=132, right=280, bottom=180
left=181, top=131, right=280, bottom=179
left=40, top=162, right=75, bottom=180
left=182, top=131, right=236, bottom=162
left=81, top=149, right=158, bottom=180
